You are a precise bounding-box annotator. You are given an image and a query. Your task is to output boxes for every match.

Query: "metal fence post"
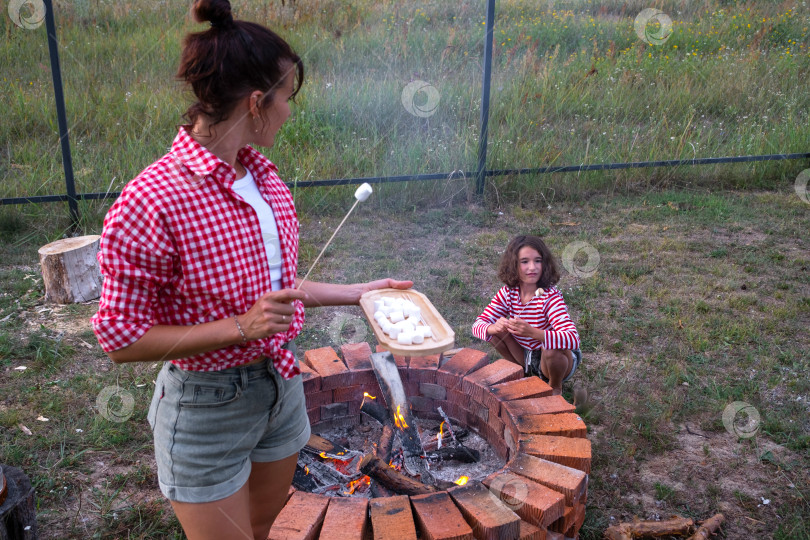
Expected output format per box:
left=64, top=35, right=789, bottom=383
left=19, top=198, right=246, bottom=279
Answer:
left=476, top=0, right=496, bottom=195
left=43, top=0, right=79, bottom=227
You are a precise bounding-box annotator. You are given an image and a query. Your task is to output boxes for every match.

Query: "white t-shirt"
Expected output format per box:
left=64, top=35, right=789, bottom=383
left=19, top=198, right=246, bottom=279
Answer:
left=231, top=167, right=283, bottom=291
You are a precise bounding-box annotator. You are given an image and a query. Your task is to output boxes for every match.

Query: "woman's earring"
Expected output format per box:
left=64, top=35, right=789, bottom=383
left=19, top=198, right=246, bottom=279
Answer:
left=253, top=115, right=260, bottom=133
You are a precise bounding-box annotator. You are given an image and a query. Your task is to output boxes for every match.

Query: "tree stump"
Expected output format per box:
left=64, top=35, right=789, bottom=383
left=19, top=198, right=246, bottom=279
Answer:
left=0, top=466, right=38, bottom=540
left=38, top=235, right=103, bottom=304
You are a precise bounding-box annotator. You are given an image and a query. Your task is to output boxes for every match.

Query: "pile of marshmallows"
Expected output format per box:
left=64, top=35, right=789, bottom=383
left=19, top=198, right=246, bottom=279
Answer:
left=372, top=297, right=433, bottom=345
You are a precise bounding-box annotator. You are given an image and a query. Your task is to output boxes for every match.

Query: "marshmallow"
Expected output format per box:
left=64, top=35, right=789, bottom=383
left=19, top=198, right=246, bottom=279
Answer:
left=387, top=325, right=401, bottom=338
left=389, top=310, right=404, bottom=323
left=419, top=326, right=433, bottom=338
left=374, top=310, right=386, bottom=320
left=354, top=182, right=373, bottom=202
left=374, top=299, right=385, bottom=311
left=383, top=297, right=396, bottom=306
left=406, top=315, right=421, bottom=326
left=397, top=332, right=413, bottom=345
left=412, top=332, right=424, bottom=344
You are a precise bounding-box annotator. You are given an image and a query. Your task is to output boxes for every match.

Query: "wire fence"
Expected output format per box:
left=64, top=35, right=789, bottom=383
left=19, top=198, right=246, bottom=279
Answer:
left=2, top=0, right=808, bottom=224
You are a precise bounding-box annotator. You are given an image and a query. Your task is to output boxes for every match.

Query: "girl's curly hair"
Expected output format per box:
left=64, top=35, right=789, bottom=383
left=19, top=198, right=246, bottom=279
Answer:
left=498, top=235, right=560, bottom=289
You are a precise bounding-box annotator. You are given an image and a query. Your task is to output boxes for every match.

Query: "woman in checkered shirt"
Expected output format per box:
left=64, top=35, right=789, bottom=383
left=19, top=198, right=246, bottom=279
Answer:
left=91, top=1, right=410, bottom=538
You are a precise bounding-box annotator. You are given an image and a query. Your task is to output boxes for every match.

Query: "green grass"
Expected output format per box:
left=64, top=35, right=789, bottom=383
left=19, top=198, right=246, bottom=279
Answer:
left=1, top=0, right=808, bottom=228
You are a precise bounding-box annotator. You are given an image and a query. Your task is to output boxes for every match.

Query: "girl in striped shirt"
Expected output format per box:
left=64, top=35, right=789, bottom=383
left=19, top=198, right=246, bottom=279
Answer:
left=472, top=235, right=581, bottom=395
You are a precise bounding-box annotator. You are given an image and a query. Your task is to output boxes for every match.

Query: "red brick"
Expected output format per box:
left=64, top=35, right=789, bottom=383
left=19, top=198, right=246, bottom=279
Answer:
left=549, top=505, right=574, bottom=534
left=303, top=347, right=353, bottom=390
left=519, top=435, right=592, bottom=474
left=483, top=471, right=565, bottom=527
left=403, top=381, right=419, bottom=397
left=268, top=490, right=329, bottom=540
left=516, top=413, right=587, bottom=438
left=410, top=491, right=474, bottom=540
left=311, top=415, right=360, bottom=432
left=305, top=390, right=334, bottom=409
left=518, top=520, right=547, bottom=540
left=563, top=503, right=585, bottom=537
left=436, top=349, right=489, bottom=389
left=508, top=453, right=588, bottom=507
left=341, top=342, right=373, bottom=371
left=502, top=396, right=575, bottom=421
left=487, top=412, right=505, bottom=438
left=505, top=425, right=519, bottom=455
left=448, top=481, right=521, bottom=540
left=409, top=354, right=441, bottom=383
left=306, top=407, right=320, bottom=425
left=446, top=388, right=469, bottom=407
left=298, top=362, right=321, bottom=393
left=490, top=378, right=553, bottom=403
left=462, top=359, right=524, bottom=403
left=320, top=497, right=368, bottom=540
left=369, top=495, right=417, bottom=540
left=333, top=384, right=365, bottom=403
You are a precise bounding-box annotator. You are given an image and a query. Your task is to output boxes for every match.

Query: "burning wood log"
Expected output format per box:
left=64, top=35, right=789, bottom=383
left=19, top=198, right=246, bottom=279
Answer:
left=376, top=425, right=395, bottom=462
left=360, top=396, right=391, bottom=425
left=359, top=454, right=438, bottom=496
left=369, top=351, right=436, bottom=485
left=304, top=434, right=350, bottom=458
left=603, top=516, right=695, bottom=540
left=422, top=427, right=469, bottom=451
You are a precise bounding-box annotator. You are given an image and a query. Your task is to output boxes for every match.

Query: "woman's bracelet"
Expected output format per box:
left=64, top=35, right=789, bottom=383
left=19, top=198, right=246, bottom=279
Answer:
left=234, top=316, right=247, bottom=343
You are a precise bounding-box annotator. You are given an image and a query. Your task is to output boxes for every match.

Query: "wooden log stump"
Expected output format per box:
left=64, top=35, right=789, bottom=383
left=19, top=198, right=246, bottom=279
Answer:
left=38, top=235, right=102, bottom=304
left=0, top=466, right=37, bottom=540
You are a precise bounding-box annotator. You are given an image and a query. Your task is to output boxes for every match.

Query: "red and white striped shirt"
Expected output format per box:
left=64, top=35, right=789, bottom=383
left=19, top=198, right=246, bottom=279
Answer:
left=91, top=127, right=304, bottom=378
left=472, top=286, right=580, bottom=351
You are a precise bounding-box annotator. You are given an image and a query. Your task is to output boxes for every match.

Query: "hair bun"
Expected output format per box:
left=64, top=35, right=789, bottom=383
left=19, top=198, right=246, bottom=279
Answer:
left=192, top=0, right=234, bottom=28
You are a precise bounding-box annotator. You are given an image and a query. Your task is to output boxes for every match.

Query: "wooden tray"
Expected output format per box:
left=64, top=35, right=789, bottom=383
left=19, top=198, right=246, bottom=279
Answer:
left=359, top=288, right=455, bottom=357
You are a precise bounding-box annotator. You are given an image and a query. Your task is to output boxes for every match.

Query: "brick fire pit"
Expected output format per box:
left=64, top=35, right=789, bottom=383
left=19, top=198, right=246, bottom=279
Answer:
left=269, top=342, right=591, bottom=540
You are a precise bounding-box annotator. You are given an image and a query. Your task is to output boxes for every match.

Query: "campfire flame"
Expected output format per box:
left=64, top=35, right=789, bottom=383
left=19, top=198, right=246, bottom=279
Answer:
left=361, top=392, right=376, bottom=408
left=454, top=476, right=469, bottom=486
left=438, top=421, right=444, bottom=449
left=343, top=475, right=371, bottom=495
left=394, top=405, right=409, bottom=430
left=304, top=466, right=310, bottom=475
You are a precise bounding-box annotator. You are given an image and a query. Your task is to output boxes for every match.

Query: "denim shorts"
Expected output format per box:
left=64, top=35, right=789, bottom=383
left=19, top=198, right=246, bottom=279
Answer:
left=524, top=347, right=582, bottom=383
left=147, top=353, right=311, bottom=503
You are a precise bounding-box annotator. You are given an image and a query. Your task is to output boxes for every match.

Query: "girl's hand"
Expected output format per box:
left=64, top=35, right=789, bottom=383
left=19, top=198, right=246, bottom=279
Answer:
left=237, top=288, right=309, bottom=340
left=506, top=317, right=540, bottom=340
left=487, top=317, right=510, bottom=335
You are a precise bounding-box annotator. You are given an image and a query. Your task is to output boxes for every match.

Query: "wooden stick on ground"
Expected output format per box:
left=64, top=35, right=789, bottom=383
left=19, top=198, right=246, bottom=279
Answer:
left=686, top=514, right=724, bottom=540
left=603, top=516, right=694, bottom=540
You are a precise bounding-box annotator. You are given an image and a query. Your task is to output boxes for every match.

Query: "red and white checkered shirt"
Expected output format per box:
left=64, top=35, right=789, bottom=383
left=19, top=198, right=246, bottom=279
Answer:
left=472, top=286, right=580, bottom=351
left=91, top=127, right=304, bottom=378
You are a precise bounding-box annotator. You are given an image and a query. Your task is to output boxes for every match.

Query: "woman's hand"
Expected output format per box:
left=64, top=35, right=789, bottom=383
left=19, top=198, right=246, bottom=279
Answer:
left=360, top=278, right=414, bottom=296
left=237, top=288, right=309, bottom=340
left=505, top=317, right=542, bottom=341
